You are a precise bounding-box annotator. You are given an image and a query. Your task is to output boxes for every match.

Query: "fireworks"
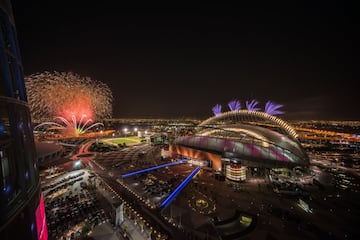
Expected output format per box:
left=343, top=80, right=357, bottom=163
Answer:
left=25, top=71, right=113, bottom=122
left=264, top=101, right=284, bottom=115
left=228, top=99, right=241, bottom=111
left=212, top=99, right=284, bottom=115
left=245, top=99, right=261, bottom=111
left=25, top=71, right=112, bottom=136
left=212, top=104, right=222, bottom=115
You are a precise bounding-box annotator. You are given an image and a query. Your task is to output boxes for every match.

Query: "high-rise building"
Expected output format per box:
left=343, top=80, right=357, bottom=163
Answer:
left=0, top=0, right=47, bottom=239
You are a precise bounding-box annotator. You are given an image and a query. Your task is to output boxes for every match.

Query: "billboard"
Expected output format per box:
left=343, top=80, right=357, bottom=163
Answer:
left=35, top=194, right=48, bottom=240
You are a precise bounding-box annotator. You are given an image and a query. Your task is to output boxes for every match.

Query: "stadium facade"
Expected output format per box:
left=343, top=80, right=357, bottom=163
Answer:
left=0, top=1, right=47, bottom=239
left=170, top=110, right=309, bottom=181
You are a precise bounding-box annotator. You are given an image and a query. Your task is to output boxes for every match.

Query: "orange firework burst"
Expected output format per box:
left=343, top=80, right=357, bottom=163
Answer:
left=25, top=71, right=113, bottom=122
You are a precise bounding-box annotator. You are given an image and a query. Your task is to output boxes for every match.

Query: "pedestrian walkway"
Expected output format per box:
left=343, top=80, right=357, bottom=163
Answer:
left=119, top=218, right=151, bottom=240
left=90, top=221, right=150, bottom=240
left=94, top=178, right=150, bottom=240
left=89, top=222, right=120, bottom=240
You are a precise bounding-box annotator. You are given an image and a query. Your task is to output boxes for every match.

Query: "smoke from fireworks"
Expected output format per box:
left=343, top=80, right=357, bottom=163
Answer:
left=25, top=71, right=113, bottom=122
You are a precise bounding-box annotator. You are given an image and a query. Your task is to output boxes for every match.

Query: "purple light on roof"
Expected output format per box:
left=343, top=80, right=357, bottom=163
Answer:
left=212, top=104, right=222, bottom=115
left=228, top=99, right=241, bottom=111
left=246, top=99, right=261, bottom=111
left=264, top=101, right=284, bottom=115
left=223, top=139, right=235, bottom=151
left=269, top=147, right=289, bottom=162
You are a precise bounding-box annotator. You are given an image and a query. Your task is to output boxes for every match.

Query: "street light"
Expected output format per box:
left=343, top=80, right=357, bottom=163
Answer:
left=123, top=128, right=128, bottom=137
left=73, top=159, right=82, bottom=169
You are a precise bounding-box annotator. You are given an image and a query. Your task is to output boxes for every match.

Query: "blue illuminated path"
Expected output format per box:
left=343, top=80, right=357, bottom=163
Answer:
left=121, top=159, right=187, bottom=178
left=160, top=166, right=201, bottom=208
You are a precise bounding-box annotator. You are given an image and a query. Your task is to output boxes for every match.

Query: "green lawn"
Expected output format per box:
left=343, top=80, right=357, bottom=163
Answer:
left=102, top=136, right=142, bottom=145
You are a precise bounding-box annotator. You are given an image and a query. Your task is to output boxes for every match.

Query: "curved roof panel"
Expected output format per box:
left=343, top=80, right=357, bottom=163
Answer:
left=175, top=124, right=309, bottom=167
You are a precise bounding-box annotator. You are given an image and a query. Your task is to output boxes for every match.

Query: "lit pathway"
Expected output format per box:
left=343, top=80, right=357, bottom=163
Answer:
left=96, top=182, right=151, bottom=240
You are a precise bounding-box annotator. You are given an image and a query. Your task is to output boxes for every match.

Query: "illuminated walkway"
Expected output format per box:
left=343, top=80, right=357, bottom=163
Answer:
left=120, top=159, right=201, bottom=209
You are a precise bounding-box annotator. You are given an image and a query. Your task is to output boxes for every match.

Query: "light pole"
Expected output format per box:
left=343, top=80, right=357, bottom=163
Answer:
left=179, top=213, right=182, bottom=228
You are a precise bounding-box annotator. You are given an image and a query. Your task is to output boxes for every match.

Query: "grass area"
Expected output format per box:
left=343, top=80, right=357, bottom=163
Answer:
left=102, top=136, right=142, bottom=145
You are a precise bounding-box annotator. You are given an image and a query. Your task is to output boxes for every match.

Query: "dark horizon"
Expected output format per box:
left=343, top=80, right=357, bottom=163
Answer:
left=11, top=2, right=355, bottom=120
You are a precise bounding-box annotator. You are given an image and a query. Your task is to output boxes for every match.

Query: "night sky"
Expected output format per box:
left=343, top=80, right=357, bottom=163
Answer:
left=11, top=1, right=355, bottom=120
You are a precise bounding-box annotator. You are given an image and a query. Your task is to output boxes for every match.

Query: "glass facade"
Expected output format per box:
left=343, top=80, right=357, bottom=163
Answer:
left=0, top=1, right=45, bottom=239
left=225, top=160, right=247, bottom=182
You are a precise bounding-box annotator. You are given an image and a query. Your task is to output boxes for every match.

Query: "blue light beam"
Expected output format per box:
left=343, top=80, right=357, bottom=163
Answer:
left=160, top=166, right=201, bottom=208
left=121, top=160, right=187, bottom=178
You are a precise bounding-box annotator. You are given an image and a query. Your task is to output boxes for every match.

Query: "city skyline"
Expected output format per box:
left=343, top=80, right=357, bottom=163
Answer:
left=3, top=2, right=360, bottom=240
left=11, top=2, right=355, bottom=120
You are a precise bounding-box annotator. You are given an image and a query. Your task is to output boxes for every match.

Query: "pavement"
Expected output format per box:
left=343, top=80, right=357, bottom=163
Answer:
left=90, top=220, right=151, bottom=240
left=58, top=141, right=360, bottom=239
left=91, top=178, right=151, bottom=240
left=90, top=223, right=120, bottom=240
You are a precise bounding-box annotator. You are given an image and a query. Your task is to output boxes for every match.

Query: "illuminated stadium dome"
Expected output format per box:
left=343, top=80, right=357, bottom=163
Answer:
left=170, top=103, right=309, bottom=181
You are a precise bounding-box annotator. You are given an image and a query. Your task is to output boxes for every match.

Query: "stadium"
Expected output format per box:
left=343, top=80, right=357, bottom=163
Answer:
left=170, top=109, right=309, bottom=181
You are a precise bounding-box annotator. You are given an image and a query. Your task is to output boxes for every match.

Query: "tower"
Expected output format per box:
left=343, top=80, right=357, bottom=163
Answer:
left=0, top=0, right=47, bottom=239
